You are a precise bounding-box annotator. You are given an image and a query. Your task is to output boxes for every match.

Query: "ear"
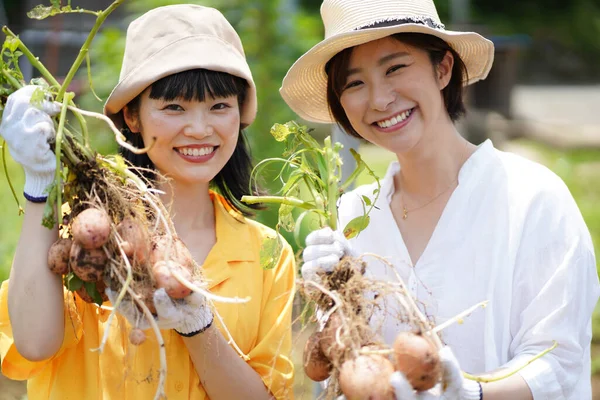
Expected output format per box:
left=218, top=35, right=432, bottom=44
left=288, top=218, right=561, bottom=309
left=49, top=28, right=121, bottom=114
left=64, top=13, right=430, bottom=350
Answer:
left=436, top=50, right=454, bottom=90
left=122, top=105, right=140, bottom=133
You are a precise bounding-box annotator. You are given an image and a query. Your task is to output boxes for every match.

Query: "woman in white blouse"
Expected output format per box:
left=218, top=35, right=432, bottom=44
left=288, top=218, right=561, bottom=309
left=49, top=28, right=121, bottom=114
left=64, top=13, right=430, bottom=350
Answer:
left=280, top=0, right=599, bottom=399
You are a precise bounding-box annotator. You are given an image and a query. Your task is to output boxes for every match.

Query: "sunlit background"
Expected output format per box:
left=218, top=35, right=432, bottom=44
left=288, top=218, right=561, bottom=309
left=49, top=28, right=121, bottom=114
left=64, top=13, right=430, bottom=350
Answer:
left=0, top=0, right=599, bottom=398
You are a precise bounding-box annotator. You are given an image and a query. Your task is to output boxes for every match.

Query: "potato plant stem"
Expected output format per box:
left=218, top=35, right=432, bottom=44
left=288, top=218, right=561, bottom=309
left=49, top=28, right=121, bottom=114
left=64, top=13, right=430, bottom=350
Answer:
left=2, top=140, right=23, bottom=214
left=324, top=137, right=338, bottom=230
left=2, top=26, right=60, bottom=88
left=56, top=0, right=125, bottom=102
left=54, top=92, right=74, bottom=226
left=241, top=195, right=314, bottom=209
left=2, top=28, right=89, bottom=140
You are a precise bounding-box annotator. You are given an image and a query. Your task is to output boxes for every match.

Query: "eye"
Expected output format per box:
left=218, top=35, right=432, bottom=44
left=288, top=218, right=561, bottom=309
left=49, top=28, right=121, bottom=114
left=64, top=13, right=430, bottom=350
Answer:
left=211, top=102, right=232, bottom=111
left=342, top=80, right=363, bottom=91
left=162, top=103, right=184, bottom=111
left=386, top=64, right=406, bottom=74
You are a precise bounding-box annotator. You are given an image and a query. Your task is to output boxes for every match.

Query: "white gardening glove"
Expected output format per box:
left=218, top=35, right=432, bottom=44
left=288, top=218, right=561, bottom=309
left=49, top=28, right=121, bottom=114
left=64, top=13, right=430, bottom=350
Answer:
left=0, top=85, right=61, bottom=202
left=106, top=286, right=214, bottom=336
left=302, top=226, right=355, bottom=283
left=390, top=347, right=482, bottom=400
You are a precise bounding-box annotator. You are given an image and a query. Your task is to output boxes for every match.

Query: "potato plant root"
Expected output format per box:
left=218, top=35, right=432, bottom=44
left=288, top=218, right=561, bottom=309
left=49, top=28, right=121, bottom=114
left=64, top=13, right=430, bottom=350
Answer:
left=299, top=254, right=445, bottom=399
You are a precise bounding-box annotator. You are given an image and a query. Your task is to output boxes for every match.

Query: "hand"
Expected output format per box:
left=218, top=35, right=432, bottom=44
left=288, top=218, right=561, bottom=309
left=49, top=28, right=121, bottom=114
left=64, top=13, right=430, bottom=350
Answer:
left=390, top=347, right=482, bottom=400
left=106, top=286, right=214, bottom=336
left=302, top=227, right=354, bottom=283
left=0, top=85, right=61, bottom=202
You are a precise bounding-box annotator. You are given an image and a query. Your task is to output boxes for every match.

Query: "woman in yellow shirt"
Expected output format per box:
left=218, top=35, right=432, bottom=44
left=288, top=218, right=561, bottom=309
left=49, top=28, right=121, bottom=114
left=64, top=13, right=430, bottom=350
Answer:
left=0, top=4, right=295, bottom=399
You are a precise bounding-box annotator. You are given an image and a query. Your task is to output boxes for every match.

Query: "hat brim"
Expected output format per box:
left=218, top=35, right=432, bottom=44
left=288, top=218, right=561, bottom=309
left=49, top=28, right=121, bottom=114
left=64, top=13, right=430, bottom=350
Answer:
left=280, top=24, right=494, bottom=124
left=104, top=35, right=257, bottom=129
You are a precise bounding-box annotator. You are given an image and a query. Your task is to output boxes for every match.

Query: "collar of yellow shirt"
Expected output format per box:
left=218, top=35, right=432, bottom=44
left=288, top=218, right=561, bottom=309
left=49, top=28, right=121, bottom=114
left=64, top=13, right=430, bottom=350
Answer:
left=203, top=190, right=256, bottom=290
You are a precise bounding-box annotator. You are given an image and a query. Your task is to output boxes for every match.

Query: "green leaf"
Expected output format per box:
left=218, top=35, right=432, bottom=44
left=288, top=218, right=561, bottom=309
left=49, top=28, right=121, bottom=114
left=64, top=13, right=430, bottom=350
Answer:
left=361, top=195, right=372, bottom=207
left=27, top=5, right=61, bottom=20
left=83, top=281, right=104, bottom=306
left=64, top=272, right=83, bottom=292
left=343, top=215, right=370, bottom=239
left=3, top=37, right=19, bottom=53
left=270, top=123, right=292, bottom=142
left=279, top=203, right=295, bottom=232
left=259, top=233, right=283, bottom=270
left=30, top=87, right=47, bottom=108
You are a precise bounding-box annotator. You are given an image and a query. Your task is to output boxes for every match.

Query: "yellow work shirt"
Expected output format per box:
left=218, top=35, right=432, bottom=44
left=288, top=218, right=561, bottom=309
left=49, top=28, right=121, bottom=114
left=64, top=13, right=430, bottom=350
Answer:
left=0, top=191, right=295, bottom=399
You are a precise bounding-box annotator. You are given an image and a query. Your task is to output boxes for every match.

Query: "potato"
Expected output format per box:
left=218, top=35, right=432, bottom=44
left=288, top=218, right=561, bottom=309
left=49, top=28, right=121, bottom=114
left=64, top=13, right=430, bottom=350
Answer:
left=70, top=241, right=107, bottom=282
left=339, top=354, right=395, bottom=400
left=319, top=312, right=344, bottom=359
left=129, top=328, right=146, bottom=346
left=303, top=331, right=332, bottom=382
left=117, top=217, right=150, bottom=264
left=48, top=238, right=73, bottom=275
left=392, top=332, right=441, bottom=391
left=152, top=261, right=192, bottom=299
left=71, top=208, right=111, bottom=249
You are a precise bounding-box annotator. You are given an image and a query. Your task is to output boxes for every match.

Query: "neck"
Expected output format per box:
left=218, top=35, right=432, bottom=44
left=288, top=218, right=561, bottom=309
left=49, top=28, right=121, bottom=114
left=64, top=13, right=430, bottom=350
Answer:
left=394, top=120, right=473, bottom=199
left=158, top=179, right=214, bottom=235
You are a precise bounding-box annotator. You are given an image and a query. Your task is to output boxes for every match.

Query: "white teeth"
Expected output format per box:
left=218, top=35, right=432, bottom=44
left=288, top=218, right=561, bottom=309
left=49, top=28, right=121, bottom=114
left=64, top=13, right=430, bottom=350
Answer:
left=179, top=147, right=214, bottom=156
left=377, top=109, right=413, bottom=128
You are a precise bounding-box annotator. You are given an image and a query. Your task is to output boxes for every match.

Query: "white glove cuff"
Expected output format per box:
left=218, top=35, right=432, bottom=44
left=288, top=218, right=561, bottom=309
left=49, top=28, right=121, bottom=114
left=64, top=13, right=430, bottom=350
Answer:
left=176, top=307, right=214, bottom=336
left=23, top=169, right=55, bottom=202
left=461, top=379, right=483, bottom=400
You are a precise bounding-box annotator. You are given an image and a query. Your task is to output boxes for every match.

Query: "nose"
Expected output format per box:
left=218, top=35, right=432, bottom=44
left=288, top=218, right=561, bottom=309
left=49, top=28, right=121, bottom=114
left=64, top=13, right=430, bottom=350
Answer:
left=369, top=80, right=395, bottom=112
left=183, top=110, right=214, bottom=139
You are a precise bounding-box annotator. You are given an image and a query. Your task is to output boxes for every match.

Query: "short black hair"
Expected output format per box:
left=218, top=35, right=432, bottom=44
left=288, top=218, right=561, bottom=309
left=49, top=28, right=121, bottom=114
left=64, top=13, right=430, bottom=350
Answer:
left=325, top=33, right=469, bottom=138
left=119, top=68, right=262, bottom=216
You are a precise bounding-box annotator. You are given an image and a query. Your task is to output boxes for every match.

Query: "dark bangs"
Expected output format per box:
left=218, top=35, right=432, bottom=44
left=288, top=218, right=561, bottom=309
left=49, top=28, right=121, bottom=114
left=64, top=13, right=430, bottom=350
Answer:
left=119, top=68, right=262, bottom=217
left=149, top=69, right=248, bottom=111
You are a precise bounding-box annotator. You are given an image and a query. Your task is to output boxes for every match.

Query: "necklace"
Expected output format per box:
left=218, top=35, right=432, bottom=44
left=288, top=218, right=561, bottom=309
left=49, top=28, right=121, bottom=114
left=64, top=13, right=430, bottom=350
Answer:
left=400, top=141, right=470, bottom=220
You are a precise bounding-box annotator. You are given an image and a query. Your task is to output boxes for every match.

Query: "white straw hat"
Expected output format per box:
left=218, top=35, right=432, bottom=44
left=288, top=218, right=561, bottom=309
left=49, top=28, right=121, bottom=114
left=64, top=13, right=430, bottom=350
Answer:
left=104, top=4, right=257, bottom=128
left=280, top=0, right=495, bottom=123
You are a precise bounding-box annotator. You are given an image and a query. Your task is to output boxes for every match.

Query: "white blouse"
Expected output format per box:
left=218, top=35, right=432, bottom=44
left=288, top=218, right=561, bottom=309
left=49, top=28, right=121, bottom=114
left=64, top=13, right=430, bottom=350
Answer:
left=337, top=140, right=599, bottom=399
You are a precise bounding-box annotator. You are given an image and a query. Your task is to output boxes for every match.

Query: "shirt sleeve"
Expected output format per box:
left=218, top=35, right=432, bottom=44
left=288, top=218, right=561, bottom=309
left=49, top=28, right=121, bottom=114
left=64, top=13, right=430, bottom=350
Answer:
left=506, top=180, right=599, bottom=398
left=246, top=238, right=296, bottom=400
left=0, top=280, right=84, bottom=380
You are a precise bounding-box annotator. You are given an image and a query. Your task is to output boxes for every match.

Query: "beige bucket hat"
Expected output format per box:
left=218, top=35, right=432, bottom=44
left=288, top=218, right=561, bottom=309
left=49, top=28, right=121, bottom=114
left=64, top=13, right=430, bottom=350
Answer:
left=280, top=0, right=495, bottom=123
left=104, top=4, right=257, bottom=128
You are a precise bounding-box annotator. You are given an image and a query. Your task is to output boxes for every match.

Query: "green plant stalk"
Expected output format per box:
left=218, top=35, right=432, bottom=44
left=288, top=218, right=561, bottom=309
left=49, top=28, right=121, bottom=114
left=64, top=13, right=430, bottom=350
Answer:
left=2, top=27, right=88, bottom=137
left=324, top=137, right=339, bottom=230
left=241, top=195, right=315, bottom=210
left=1, top=68, right=23, bottom=89
left=2, top=140, right=23, bottom=215
left=2, top=27, right=60, bottom=87
left=54, top=92, right=74, bottom=225
left=56, top=0, right=125, bottom=102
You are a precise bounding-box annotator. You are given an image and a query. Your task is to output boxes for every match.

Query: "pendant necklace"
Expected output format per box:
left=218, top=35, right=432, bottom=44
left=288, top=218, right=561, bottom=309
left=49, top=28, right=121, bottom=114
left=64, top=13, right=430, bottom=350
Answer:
left=401, top=141, right=469, bottom=220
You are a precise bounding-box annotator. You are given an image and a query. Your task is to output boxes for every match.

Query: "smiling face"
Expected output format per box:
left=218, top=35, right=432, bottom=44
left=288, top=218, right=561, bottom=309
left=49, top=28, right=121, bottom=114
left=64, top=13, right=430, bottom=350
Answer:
left=122, top=70, right=247, bottom=186
left=129, top=92, right=240, bottom=185
left=335, top=36, right=454, bottom=154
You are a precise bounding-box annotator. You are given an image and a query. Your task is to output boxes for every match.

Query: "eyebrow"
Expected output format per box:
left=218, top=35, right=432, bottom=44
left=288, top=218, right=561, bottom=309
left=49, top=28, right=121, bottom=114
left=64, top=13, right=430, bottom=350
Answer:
left=346, top=51, right=410, bottom=76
